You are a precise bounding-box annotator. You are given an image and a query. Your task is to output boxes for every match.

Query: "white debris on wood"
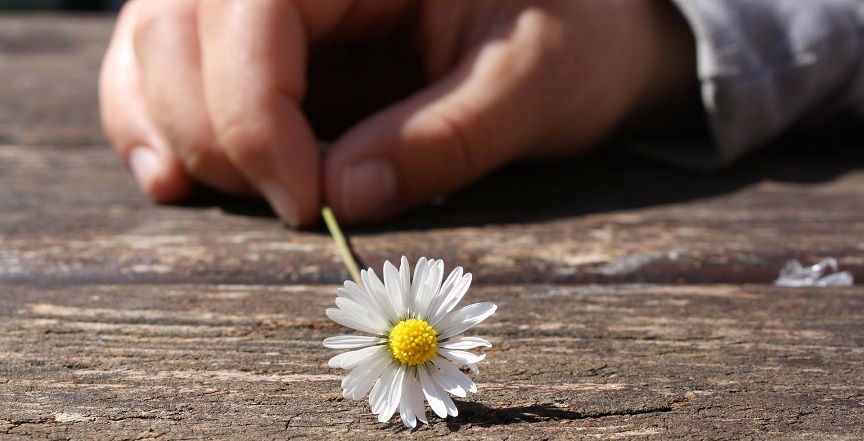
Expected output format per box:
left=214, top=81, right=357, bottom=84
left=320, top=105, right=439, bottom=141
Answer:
left=774, top=258, right=854, bottom=287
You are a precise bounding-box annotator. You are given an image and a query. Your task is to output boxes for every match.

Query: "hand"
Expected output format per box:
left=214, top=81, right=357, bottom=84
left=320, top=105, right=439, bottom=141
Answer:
left=100, top=0, right=696, bottom=227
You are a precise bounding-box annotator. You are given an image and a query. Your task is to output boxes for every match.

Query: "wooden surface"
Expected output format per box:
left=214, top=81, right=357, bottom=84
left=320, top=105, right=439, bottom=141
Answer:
left=2, top=14, right=864, bottom=440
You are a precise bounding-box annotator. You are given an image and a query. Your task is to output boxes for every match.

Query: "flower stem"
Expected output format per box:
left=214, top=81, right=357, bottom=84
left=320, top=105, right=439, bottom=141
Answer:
left=322, top=206, right=362, bottom=286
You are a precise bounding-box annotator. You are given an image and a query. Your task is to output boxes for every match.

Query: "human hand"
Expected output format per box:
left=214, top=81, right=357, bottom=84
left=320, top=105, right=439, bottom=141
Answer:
left=100, top=0, right=696, bottom=227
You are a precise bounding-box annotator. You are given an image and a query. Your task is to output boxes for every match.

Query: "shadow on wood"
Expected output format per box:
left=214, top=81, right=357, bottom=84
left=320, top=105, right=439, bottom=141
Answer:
left=176, top=130, right=864, bottom=234
left=366, top=133, right=864, bottom=231
left=444, top=401, right=670, bottom=430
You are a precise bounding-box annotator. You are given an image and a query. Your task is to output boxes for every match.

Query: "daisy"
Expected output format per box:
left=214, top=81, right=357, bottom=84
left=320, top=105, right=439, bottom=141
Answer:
left=323, top=256, right=497, bottom=428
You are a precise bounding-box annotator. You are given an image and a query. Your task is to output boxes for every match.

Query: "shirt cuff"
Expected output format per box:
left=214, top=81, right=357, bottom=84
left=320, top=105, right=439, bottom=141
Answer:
left=656, top=0, right=864, bottom=168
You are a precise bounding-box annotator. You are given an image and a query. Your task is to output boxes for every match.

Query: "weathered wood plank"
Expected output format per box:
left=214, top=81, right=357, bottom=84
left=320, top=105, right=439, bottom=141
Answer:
left=2, top=283, right=863, bottom=439
left=4, top=143, right=864, bottom=286
left=2, top=14, right=863, bottom=286
left=0, top=14, right=110, bottom=145
left=3, top=13, right=864, bottom=440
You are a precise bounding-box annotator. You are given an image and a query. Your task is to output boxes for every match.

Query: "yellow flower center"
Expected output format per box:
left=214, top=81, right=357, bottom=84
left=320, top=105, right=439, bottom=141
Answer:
left=388, top=319, right=438, bottom=366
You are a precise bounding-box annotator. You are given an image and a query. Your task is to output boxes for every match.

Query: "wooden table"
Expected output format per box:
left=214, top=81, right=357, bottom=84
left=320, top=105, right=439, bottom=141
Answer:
left=2, top=14, right=864, bottom=440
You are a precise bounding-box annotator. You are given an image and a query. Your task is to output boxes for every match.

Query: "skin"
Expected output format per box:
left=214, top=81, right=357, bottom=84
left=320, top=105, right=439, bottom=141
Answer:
left=100, top=0, right=697, bottom=227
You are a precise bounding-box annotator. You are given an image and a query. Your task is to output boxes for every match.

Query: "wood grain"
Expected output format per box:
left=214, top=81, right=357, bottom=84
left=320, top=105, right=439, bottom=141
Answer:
left=4, top=142, right=864, bottom=287
left=3, top=283, right=863, bottom=439
left=2, top=14, right=864, bottom=440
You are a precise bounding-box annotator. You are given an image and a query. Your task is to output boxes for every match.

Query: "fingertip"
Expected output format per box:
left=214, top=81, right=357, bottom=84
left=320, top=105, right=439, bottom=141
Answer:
left=128, top=145, right=159, bottom=190
left=323, top=101, right=477, bottom=225
left=209, top=103, right=322, bottom=228
left=129, top=146, right=194, bottom=203
left=258, top=179, right=302, bottom=228
left=327, top=157, right=398, bottom=224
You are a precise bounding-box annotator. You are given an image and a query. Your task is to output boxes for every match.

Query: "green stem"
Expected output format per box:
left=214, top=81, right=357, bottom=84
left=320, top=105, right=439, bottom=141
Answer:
left=322, top=206, right=362, bottom=286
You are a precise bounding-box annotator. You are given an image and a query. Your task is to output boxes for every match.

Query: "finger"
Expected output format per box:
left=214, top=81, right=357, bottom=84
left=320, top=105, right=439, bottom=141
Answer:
left=99, top=0, right=194, bottom=202
left=197, top=0, right=321, bottom=227
left=133, top=0, right=254, bottom=196
left=323, top=23, right=566, bottom=224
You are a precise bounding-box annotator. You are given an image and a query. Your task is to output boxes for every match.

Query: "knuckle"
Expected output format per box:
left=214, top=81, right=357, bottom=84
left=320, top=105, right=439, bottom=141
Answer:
left=165, top=122, right=253, bottom=195
left=131, top=0, right=195, bottom=51
left=420, top=105, right=492, bottom=188
left=174, top=137, right=216, bottom=177
left=130, top=3, right=160, bottom=47
left=157, top=117, right=210, bottom=174
left=212, top=112, right=273, bottom=168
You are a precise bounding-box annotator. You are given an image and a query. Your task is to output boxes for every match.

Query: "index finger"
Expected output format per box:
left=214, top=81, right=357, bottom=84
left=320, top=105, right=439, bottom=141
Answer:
left=198, top=0, right=320, bottom=227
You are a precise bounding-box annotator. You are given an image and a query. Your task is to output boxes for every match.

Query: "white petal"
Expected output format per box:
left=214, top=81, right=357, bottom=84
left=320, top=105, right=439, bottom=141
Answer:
left=369, top=364, right=397, bottom=415
left=425, top=267, right=459, bottom=323
left=328, top=351, right=354, bottom=369
left=409, top=257, right=429, bottom=317
left=436, top=302, right=497, bottom=339
left=427, top=267, right=463, bottom=322
left=327, top=302, right=387, bottom=335
left=323, top=335, right=386, bottom=349
left=416, top=260, right=444, bottom=320
left=427, top=358, right=467, bottom=397
left=431, top=357, right=477, bottom=394
left=399, top=256, right=412, bottom=314
left=419, top=364, right=457, bottom=418
left=430, top=373, right=466, bottom=398
left=383, top=260, right=405, bottom=317
left=337, top=283, right=384, bottom=320
left=325, top=307, right=382, bottom=336
left=399, top=374, right=417, bottom=429
left=336, top=282, right=364, bottom=301
left=328, top=345, right=387, bottom=369
left=440, top=382, right=459, bottom=416
left=410, top=370, right=428, bottom=425
left=440, top=267, right=464, bottom=298
left=400, top=402, right=416, bottom=428
left=378, top=366, right=405, bottom=423
left=369, top=375, right=387, bottom=414
left=370, top=363, right=399, bottom=415
left=342, top=356, right=393, bottom=400
left=362, top=268, right=400, bottom=323
left=429, top=273, right=472, bottom=325
left=399, top=371, right=423, bottom=428
left=440, top=336, right=491, bottom=350
left=439, top=348, right=486, bottom=366
left=334, top=296, right=390, bottom=331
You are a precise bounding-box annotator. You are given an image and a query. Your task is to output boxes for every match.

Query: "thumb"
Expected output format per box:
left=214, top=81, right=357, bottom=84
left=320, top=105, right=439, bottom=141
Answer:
left=324, top=39, right=562, bottom=224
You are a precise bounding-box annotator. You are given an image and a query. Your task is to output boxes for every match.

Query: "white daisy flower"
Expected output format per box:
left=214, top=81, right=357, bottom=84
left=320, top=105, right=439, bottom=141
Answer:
left=323, top=256, right=497, bottom=428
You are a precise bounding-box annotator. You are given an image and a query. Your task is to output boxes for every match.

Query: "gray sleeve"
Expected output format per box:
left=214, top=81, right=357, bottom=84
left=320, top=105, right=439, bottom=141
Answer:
left=656, top=0, right=864, bottom=168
